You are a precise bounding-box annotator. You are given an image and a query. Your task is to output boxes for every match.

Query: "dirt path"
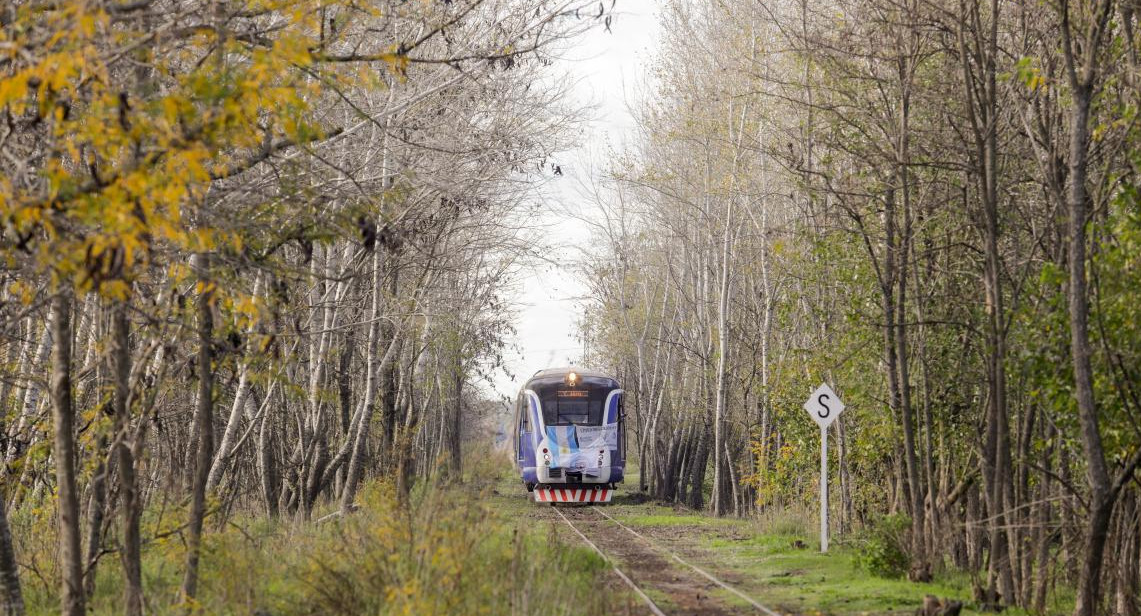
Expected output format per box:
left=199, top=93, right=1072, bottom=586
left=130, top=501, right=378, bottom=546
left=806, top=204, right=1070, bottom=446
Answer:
left=534, top=504, right=756, bottom=616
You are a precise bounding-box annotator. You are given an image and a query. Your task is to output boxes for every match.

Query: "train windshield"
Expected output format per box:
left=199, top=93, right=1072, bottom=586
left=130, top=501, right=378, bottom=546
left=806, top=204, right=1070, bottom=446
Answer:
left=532, top=376, right=616, bottom=426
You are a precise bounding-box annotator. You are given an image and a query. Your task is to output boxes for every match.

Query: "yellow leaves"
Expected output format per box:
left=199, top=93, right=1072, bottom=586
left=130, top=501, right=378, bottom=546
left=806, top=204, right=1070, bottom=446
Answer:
left=100, top=279, right=132, bottom=301
left=0, top=73, right=29, bottom=109
left=160, top=95, right=185, bottom=125
left=192, top=228, right=217, bottom=252
left=1, top=1, right=106, bottom=107
left=1026, top=72, right=1046, bottom=91
left=168, top=262, right=191, bottom=285
left=73, top=233, right=147, bottom=296
left=1, top=0, right=357, bottom=295
left=381, top=46, right=411, bottom=78
left=77, top=12, right=98, bottom=37
left=1091, top=115, right=1130, bottom=142
left=230, top=293, right=262, bottom=329
left=771, top=238, right=786, bottom=256
left=9, top=280, right=36, bottom=305
left=354, top=63, right=385, bottom=91
left=1012, top=56, right=1047, bottom=92
left=272, top=32, right=316, bottom=69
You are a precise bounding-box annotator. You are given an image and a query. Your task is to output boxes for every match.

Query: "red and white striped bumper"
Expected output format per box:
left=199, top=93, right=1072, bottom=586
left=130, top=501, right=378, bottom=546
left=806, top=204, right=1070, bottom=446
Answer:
left=535, top=487, right=613, bottom=503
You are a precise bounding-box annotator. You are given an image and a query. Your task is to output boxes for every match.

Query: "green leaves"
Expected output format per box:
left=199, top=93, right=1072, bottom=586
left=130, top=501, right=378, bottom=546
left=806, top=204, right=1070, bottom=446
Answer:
left=1010, top=56, right=1047, bottom=91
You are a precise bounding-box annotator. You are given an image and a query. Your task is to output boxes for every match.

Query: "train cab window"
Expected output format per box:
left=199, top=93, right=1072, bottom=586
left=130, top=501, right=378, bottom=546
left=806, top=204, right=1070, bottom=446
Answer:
left=532, top=376, right=616, bottom=426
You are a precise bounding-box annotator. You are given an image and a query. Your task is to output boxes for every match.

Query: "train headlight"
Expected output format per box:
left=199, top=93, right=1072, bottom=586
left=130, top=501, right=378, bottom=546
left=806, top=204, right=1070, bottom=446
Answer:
left=543, top=452, right=551, bottom=465
left=566, top=372, right=578, bottom=386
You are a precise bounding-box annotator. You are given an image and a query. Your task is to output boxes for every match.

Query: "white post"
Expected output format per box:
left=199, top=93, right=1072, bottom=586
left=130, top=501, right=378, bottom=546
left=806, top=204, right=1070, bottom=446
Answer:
left=820, top=424, right=828, bottom=553
left=805, top=383, right=843, bottom=554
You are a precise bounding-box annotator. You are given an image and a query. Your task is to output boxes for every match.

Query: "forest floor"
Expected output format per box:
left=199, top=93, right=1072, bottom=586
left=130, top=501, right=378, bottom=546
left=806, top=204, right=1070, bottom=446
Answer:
left=487, top=471, right=1069, bottom=616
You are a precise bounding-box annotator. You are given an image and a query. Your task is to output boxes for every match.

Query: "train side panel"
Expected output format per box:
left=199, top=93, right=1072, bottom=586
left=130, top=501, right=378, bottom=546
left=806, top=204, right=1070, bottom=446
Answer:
left=514, top=393, right=541, bottom=486
left=605, top=390, right=625, bottom=484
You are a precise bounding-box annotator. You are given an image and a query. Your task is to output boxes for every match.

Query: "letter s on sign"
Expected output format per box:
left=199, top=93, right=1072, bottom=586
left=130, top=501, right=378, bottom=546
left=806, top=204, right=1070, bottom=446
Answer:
left=817, top=394, right=831, bottom=418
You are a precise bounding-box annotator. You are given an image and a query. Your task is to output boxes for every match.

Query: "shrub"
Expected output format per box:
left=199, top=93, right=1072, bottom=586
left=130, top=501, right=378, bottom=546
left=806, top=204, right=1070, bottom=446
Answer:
left=752, top=502, right=815, bottom=538
left=279, top=481, right=611, bottom=616
left=853, top=513, right=911, bottom=579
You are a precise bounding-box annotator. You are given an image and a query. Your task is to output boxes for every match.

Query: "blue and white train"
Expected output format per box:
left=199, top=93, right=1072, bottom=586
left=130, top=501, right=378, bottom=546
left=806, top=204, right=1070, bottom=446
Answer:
left=512, top=367, right=626, bottom=503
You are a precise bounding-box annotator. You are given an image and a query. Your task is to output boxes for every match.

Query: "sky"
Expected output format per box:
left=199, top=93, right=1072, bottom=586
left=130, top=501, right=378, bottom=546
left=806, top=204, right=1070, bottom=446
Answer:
left=489, top=2, right=661, bottom=400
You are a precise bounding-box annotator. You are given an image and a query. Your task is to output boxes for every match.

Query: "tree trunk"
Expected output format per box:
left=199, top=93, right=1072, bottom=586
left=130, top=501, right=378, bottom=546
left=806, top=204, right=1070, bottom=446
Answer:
left=258, top=407, right=279, bottom=518
left=1114, top=494, right=1140, bottom=616
left=1032, top=421, right=1056, bottom=614
left=1064, top=5, right=1115, bottom=606
left=206, top=363, right=252, bottom=492
left=50, top=290, right=85, bottom=616
left=895, top=145, right=927, bottom=577
left=956, top=0, right=1017, bottom=597
left=0, top=495, right=24, bottom=616
left=448, top=363, right=464, bottom=480
left=82, top=435, right=108, bottom=600
left=7, top=320, right=52, bottom=465
left=712, top=195, right=733, bottom=516
left=686, top=420, right=709, bottom=510
left=381, top=338, right=398, bottom=459
left=341, top=249, right=383, bottom=513
left=181, top=253, right=214, bottom=609
left=112, top=299, right=143, bottom=616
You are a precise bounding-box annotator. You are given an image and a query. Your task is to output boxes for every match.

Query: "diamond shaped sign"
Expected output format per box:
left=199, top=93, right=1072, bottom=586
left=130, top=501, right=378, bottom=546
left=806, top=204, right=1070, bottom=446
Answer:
left=804, top=383, right=845, bottom=429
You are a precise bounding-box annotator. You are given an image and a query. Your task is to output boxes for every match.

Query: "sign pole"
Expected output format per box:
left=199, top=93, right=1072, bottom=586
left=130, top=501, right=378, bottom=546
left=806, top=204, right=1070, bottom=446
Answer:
left=820, top=424, right=828, bottom=553
left=804, top=383, right=842, bottom=554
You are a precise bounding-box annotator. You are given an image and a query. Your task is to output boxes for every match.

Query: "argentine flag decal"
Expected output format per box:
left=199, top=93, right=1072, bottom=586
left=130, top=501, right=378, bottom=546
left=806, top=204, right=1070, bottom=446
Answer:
left=546, top=426, right=580, bottom=469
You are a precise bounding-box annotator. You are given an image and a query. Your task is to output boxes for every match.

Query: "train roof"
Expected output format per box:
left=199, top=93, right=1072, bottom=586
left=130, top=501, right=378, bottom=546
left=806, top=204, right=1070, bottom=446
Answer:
left=525, top=366, right=617, bottom=385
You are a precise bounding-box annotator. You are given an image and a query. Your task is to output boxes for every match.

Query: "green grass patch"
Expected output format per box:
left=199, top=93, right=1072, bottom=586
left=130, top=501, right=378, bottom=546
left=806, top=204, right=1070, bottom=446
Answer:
left=612, top=503, right=739, bottom=529
left=606, top=504, right=1072, bottom=616
left=722, top=545, right=973, bottom=614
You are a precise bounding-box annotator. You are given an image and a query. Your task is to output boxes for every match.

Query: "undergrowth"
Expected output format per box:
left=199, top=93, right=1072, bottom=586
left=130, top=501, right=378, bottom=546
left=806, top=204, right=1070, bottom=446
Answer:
left=851, top=513, right=911, bottom=578
left=18, top=477, right=609, bottom=615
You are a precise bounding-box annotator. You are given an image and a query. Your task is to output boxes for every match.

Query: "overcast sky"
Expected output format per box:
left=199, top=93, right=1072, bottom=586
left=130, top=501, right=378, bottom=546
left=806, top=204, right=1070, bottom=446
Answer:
left=490, top=2, right=660, bottom=399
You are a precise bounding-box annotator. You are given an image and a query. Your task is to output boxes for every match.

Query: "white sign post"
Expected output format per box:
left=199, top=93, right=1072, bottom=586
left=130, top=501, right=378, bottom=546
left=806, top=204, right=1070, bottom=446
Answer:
left=804, top=383, right=845, bottom=553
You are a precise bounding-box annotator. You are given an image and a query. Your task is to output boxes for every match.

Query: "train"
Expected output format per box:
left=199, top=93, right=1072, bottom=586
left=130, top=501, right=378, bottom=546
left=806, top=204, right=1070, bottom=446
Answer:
left=512, top=367, right=626, bottom=503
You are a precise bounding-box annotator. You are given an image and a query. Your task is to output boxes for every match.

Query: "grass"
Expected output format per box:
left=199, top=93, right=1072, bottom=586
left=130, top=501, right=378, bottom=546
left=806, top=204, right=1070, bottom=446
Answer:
left=621, top=510, right=738, bottom=527
left=18, top=458, right=616, bottom=615
left=603, top=501, right=1075, bottom=616
left=18, top=454, right=1076, bottom=615
left=716, top=541, right=975, bottom=614
left=496, top=465, right=1077, bottom=616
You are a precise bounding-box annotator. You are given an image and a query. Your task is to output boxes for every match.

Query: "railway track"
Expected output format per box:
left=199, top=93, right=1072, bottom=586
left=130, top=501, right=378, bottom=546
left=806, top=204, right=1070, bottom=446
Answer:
left=591, top=508, right=782, bottom=616
left=551, top=504, right=782, bottom=615
left=553, top=507, right=667, bottom=616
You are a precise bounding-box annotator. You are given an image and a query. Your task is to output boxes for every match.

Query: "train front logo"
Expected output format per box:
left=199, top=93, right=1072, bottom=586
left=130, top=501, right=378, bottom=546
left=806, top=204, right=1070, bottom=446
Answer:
left=511, top=367, right=627, bottom=504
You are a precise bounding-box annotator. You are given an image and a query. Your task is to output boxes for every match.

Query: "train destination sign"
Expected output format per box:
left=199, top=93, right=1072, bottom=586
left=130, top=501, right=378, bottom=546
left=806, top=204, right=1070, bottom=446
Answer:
left=803, top=383, right=845, bottom=429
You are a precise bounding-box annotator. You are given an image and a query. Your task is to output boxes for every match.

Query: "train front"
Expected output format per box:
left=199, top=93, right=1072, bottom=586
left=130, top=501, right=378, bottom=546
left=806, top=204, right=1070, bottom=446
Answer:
left=514, top=368, right=625, bottom=503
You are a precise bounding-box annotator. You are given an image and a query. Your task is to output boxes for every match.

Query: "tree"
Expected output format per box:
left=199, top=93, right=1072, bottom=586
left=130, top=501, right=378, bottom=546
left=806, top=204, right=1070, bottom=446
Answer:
left=582, top=0, right=1141, bottom=611
left=1, top=0, right=608, bottom=611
